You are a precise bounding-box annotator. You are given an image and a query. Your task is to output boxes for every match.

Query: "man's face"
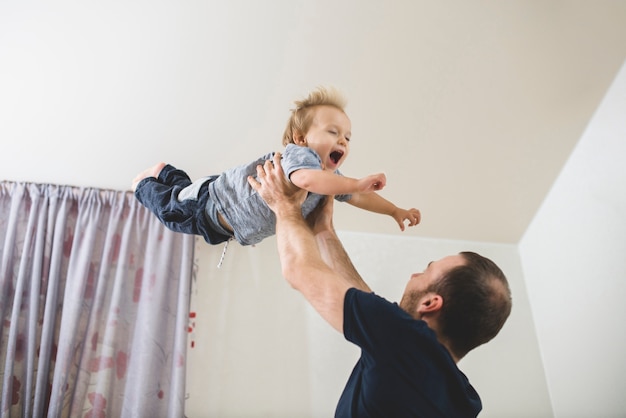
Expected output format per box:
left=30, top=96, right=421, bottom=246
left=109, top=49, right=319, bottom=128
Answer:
left=399, top=254, right=465, bottom=318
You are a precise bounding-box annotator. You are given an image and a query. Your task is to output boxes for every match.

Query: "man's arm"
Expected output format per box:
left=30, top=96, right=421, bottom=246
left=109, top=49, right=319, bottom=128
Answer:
left=248, top=153, right=369, bottom=333
left=306, top=196, right=371, bottom=293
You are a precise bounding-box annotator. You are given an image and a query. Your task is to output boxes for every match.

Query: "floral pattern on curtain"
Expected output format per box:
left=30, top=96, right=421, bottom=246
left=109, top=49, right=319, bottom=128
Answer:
left=0, top=181, right=194, bottom=417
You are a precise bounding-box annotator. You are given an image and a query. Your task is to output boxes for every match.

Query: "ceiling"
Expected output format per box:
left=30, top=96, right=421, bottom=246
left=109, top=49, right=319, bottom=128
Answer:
left=1, top=1, right=626, bottom=244
left=322, top=1, right=626, bottom=243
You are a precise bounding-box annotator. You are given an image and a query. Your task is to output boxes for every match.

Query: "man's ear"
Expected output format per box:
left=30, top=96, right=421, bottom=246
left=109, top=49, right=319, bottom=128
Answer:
left=417, top=293, right=443, bottom=315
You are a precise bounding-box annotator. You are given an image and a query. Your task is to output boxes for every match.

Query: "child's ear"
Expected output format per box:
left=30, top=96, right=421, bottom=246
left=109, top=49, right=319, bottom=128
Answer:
left=293, top=131, right=306, bottom=145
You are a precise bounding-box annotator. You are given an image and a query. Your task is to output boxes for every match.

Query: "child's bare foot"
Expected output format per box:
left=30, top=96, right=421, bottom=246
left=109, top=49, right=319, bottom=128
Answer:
left=132, top=162, right=166, bottom=191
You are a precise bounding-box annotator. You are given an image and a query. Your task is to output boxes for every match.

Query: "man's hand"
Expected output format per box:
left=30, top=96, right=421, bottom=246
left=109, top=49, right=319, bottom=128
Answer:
left=247, top=152, right=307, bottom=215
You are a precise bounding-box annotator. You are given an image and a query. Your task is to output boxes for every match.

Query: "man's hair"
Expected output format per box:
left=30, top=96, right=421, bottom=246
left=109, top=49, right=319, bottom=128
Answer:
left=282, top=86, right=347, bottom=146
left=429, top=251, right=512, bottom=360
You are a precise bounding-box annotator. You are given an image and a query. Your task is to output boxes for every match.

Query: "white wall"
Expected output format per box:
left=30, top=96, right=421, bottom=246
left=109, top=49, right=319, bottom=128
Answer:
left=186, top=233, right=552, bottom=417
left=519, top=62, right=626, bottom=418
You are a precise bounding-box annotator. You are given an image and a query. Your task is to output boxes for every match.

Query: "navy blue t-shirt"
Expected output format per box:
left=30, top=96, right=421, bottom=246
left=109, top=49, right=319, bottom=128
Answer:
left=336, top=288, right=482, bottom=418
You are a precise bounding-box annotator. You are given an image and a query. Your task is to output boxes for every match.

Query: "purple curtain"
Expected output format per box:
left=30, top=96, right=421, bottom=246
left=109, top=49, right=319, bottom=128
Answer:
left=0, top=182, right=194, bottom=417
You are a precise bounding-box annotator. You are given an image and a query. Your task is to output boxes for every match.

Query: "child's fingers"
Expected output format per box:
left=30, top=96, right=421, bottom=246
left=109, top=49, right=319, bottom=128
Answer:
left=409, top=209, right=421, bottom=226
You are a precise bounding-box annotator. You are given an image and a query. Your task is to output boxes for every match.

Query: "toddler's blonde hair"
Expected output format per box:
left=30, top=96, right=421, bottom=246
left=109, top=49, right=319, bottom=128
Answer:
left=282, top=86, right=347, bottom=146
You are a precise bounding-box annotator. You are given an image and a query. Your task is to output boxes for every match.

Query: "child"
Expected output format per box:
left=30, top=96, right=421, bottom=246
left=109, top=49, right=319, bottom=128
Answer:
left=132, top=86, right=421, bottom=246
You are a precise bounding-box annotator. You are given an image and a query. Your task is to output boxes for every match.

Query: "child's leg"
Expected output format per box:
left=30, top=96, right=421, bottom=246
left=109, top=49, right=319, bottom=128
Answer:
left=157, top=164, right=195, bottom=187
left=134, top=167, right=231, bottom=245
left=131, top=162, right=167, bottom=191
left=134, top=165, right=214, bottom=239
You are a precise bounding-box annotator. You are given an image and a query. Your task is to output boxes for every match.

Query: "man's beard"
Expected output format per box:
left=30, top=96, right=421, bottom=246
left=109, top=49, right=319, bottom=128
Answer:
left=399, top=289, right=428, bottom=320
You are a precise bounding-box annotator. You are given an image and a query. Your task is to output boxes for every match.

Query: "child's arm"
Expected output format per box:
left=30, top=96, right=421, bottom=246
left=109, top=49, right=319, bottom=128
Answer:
left=289, top=168, right=386, bottom=196
left=347, top=192, right=421, bottom=231
left=289, top=168, right=420, bottom=231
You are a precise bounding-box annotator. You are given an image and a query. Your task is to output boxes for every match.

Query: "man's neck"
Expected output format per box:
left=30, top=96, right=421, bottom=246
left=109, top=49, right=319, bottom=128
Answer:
left=422, top=319, right=460, bottom=363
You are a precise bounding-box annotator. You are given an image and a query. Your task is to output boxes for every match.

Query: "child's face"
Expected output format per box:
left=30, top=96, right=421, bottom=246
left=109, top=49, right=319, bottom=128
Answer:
left=300, top=105, right=351, bottom=171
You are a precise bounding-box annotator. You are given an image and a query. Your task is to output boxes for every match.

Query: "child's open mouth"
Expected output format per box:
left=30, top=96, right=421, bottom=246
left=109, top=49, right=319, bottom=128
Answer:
left=330, top=150, right=344, bottom=165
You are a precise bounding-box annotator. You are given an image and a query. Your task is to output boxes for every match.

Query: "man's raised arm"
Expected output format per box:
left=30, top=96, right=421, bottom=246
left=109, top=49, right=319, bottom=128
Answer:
left=247, top=153, right=368, bottom=333
left=306, top=195, right=371, bottom=293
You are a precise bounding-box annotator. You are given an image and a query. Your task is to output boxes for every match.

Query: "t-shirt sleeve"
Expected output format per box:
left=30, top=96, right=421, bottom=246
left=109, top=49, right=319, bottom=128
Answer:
left=281, top=144, right=322, bottom=179
left=343, top=288, right=424, bottom=355
left=282, top=144, right=353, bottom=201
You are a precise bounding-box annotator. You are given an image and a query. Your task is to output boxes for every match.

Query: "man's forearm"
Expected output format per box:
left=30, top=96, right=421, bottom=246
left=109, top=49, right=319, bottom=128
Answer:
left=314, top=230, right=371, bottom=293
left=274, top=210, right=349, bottom=333
left=274, top=209, right=324, bottom=287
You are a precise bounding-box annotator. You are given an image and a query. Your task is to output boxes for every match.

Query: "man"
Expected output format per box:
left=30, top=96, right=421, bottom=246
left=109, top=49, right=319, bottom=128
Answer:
left=248, top=153, right=512, bottom=417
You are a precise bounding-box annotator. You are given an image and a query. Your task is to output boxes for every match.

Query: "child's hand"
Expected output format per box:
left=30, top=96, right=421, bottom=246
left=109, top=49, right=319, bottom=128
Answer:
left=392, top=207, right=421, bottom=231
left=357, top=173, right=387, bottom=193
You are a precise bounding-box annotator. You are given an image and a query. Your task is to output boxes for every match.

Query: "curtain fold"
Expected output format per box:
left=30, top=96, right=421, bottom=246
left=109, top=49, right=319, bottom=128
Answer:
left=0, top=181, right=194, bottom=418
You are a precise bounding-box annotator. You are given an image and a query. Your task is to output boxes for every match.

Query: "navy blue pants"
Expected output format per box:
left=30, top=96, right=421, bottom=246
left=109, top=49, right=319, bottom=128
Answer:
left=134, top=164, right=231, bottom=244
